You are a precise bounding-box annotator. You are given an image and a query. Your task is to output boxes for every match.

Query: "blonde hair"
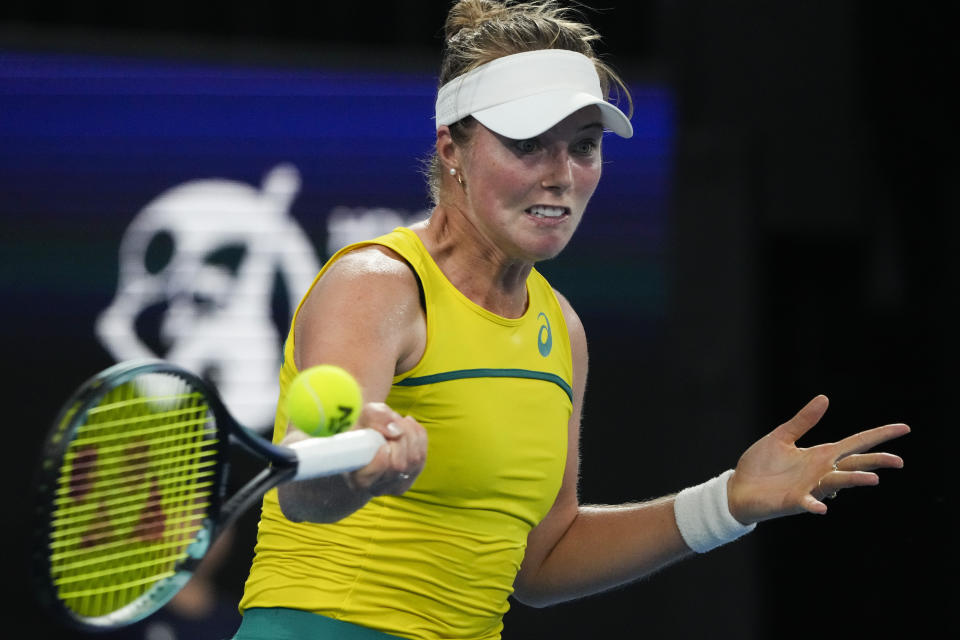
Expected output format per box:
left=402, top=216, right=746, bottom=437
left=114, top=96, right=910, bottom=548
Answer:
left=426, top=0, right=633, bottom=205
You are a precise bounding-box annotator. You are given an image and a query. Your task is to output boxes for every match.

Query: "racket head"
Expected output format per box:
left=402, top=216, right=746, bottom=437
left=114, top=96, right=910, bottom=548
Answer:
left=31, top=359, right=230, bottom=632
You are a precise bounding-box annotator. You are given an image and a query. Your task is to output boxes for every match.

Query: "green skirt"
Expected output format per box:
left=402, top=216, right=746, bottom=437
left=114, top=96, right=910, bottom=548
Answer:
left=232, top=607, right=408, bottom=640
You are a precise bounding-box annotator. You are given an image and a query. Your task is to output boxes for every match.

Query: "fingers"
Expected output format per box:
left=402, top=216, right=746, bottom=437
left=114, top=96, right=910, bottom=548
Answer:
left=355, top=401, right=404, bottom=437
left=818, top=469, right=879, bottom=494
left=383, top=415, right=428, bottom=471
left=350, top=402, right=427, bottom=496
left=800, top=493, right=828, bottom=516
left=836, top=423, right=910, bottom=459
left=771, top=395, right=830, bottom=443
left=747, top=400, right=908, bottom=520
left=369, top=415, right=427, bottom=496
left=811, top=453, right=901, bottom=506
left=836, top=452, right=904, bottom=472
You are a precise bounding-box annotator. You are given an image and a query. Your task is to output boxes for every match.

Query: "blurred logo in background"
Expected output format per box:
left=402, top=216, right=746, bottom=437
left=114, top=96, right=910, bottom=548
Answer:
left=96, top=163, right=428, bottom=432
left=96, top=163, right=315, bottom=431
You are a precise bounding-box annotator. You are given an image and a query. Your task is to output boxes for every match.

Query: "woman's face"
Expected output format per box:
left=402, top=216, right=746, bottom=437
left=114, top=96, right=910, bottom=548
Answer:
left=457, top=106, right=604, bottom=263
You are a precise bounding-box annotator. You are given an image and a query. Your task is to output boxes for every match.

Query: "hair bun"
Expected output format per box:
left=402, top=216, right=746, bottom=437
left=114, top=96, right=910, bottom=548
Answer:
left=445, top=0, right=511, bottom=42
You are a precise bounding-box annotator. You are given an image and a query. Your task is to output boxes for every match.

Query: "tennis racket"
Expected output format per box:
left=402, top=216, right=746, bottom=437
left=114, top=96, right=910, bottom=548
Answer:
left=30, top=358, right=385, bottom=633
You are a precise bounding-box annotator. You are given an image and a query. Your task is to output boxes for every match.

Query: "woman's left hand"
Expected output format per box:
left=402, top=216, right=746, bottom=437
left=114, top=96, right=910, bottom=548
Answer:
left=727, top=395, right=910, bottom=525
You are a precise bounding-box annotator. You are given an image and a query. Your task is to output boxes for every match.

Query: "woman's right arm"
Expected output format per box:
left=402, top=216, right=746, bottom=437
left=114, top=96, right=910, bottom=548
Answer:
left=276, top=245, right=428, bottom=523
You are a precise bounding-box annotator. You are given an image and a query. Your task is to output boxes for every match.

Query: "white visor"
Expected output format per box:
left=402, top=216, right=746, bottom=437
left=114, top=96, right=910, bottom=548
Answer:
left=435, top=49, right=633, bottom=140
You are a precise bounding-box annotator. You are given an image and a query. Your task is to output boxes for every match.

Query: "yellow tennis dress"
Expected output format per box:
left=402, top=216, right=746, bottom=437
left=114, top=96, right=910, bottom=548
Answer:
left=239, top=227, right=573, bottom=640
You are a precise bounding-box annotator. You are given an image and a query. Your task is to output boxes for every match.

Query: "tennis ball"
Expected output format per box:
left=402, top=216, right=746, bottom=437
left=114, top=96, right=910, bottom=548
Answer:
left=287, top=365, right=363, bottom=437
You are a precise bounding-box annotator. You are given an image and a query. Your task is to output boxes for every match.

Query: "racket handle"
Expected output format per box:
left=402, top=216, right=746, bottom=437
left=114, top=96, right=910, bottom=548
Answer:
left=288, top=429, right=387, bottom=481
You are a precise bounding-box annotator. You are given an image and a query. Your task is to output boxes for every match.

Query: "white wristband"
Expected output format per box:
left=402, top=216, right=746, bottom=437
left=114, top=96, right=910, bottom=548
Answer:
left=674, top=469, right=756, bottom=553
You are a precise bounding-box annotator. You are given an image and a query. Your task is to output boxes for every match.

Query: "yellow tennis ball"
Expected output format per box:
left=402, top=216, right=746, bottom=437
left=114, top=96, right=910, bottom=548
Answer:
left=286, top=365, right=363, bottom=437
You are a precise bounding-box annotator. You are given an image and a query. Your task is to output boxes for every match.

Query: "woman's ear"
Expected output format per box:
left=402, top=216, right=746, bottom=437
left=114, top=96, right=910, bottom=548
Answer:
left=436, top=125, right=459, bottom=172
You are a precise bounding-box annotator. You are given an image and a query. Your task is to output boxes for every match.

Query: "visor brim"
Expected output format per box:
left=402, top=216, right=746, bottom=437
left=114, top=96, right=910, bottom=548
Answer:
left=471, top=90, right=633, bottom=140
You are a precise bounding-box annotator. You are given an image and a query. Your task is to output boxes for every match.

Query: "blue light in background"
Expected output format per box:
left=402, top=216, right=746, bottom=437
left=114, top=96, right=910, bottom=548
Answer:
left=0, top=49, right=673, bottom=318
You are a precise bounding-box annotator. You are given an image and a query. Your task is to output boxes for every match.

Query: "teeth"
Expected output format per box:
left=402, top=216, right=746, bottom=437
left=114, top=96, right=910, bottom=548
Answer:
left=527, top=206, right=566, bottom=218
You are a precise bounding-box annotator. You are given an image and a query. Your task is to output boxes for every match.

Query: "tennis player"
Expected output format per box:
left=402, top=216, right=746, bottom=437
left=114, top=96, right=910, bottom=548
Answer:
left=232, top=2, right=909, bottom=639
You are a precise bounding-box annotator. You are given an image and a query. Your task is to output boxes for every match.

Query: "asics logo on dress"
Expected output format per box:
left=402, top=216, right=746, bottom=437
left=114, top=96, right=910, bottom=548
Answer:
left=537, top=312, right=552, bottom=357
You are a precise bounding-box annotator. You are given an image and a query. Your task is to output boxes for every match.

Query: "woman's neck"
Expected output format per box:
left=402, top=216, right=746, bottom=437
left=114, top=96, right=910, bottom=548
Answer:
left=413, top=207, right=532, bottom=319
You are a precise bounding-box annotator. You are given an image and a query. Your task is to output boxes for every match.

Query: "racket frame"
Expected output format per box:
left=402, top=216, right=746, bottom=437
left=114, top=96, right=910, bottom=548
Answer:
left=31, top=359, right=299, bottom=632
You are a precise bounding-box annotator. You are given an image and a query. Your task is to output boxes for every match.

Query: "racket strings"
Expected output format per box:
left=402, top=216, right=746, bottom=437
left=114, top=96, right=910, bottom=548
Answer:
left=75, top=394, right=210, bottom=437
left=51, top=466, right=216, bottom=523
left=50, top=501, right=213, bottom=549
left=54, top=447, right=218, bottom=505
left=49, top=493, right=214, bottom=543
left=48, top=374, right=219, bottom=618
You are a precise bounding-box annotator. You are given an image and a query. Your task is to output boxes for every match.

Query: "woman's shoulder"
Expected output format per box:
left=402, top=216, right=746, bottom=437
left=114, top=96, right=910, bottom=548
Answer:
left=294, top=242, right=426, bottom=375
left=318, top=243, right=420, bottom=300
left=550, top=288, right=585, bottom=343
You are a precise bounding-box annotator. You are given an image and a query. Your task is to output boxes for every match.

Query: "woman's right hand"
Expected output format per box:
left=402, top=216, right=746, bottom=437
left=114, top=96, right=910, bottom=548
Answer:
left=346, top=402, right=428, bottom=496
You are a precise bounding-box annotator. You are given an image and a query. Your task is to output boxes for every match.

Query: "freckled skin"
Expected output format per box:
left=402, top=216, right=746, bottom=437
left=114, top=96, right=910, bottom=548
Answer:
left=457, top=107, right=604, bottom=264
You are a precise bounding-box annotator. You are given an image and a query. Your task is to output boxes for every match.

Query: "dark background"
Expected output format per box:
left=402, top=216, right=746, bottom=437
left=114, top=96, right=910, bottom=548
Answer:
left=2, top=1, right=951, bottom=638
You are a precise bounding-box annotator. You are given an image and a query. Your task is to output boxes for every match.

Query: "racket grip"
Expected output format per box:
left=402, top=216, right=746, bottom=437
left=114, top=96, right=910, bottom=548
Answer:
left=289, top=429, right=387, bottom=481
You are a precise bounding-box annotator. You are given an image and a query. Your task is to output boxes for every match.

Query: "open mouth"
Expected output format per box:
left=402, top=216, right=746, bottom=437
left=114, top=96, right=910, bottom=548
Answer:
left=525, top=205, right=570, bottom=219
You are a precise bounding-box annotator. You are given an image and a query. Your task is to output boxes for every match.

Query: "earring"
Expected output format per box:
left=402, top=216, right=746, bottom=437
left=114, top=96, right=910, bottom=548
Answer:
left=450, top=167, right=464, bottom=187
left=449, top=167, right=456, bottom=176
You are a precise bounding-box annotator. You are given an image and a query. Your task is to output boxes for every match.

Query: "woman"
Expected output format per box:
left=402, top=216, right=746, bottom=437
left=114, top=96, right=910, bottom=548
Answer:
left=233, top=2, right=909, bottom=639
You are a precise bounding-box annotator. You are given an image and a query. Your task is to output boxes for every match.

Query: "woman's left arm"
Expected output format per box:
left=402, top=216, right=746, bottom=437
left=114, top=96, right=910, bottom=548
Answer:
left=512, top=293, right=909, bottom=608
left=513, top=293, right=693, bottom=607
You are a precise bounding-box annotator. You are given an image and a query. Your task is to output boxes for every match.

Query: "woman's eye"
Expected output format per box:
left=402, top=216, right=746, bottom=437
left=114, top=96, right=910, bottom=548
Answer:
left=515, top=139, right=538, bottom=153
left=574, top=139, right=599, bottom=155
